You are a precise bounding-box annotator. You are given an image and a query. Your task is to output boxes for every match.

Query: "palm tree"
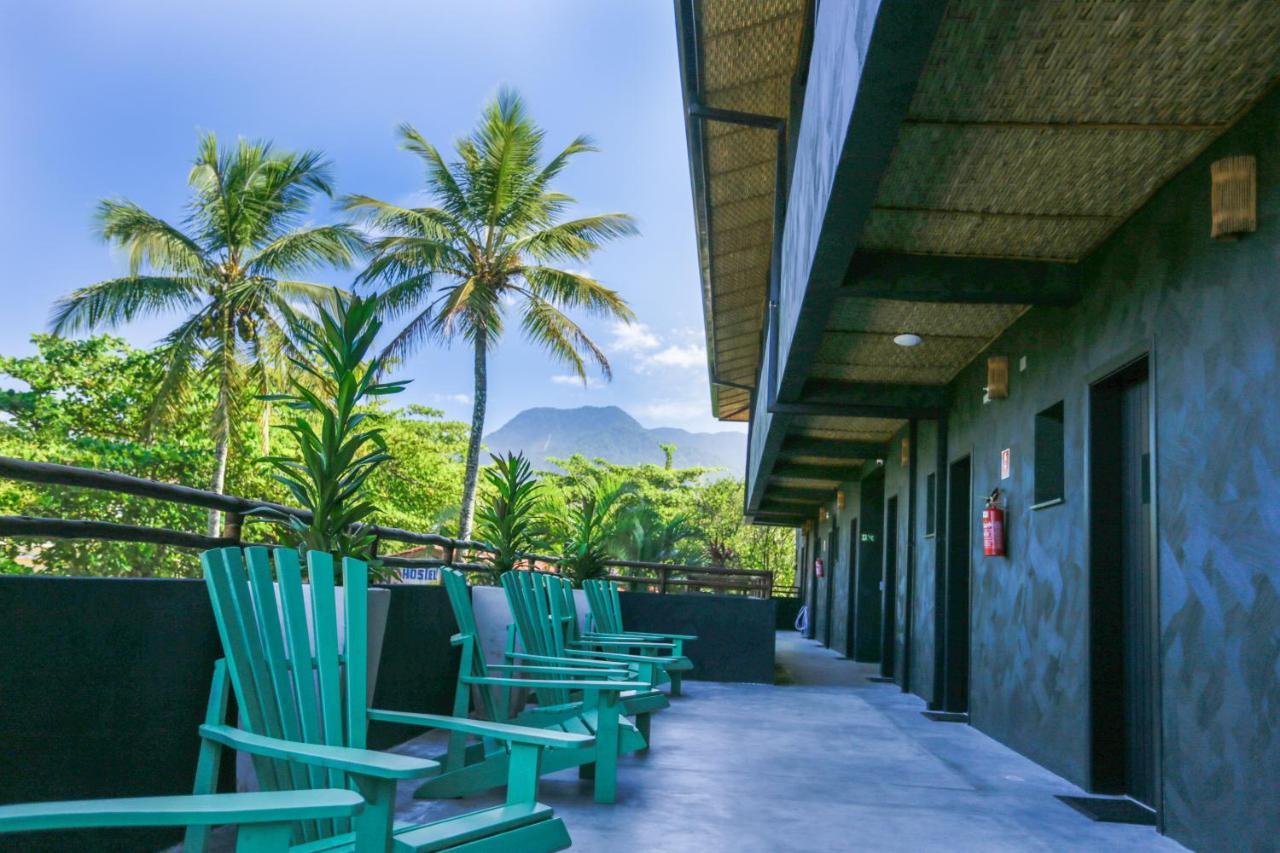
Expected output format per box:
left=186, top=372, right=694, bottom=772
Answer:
left=346, top=89, right=637, bottom=540
left=51, top=133, right=362, bottom=535
left=615, top=502, right=702, bottom=564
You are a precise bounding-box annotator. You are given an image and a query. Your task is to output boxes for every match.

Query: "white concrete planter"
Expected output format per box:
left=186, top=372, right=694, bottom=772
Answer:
left=236, top=584, right=390, bottom=791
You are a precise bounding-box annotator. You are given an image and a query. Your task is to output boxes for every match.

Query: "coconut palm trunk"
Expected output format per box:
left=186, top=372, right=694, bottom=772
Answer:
left=208, top=416, right=230, bottom=537
left=457, top=329, right=488, bottom=541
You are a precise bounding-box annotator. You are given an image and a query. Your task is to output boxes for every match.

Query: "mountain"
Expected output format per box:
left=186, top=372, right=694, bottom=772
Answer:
left=483, top=406, right=745, bottom=476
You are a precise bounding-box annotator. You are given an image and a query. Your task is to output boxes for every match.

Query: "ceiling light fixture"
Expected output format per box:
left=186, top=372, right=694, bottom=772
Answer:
left=893, top=333, right=923, bottom=347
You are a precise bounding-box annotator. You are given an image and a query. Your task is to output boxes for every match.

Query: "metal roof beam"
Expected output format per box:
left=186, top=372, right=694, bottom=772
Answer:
left=840, top=251, right=1080, bottom=305
left=772, top=463, right=863, bottom=482
left=780, top=437, right=887, bottom=460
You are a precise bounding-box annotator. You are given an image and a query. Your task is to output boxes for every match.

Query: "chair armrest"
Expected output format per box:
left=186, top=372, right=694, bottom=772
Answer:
left=583, top=630, right=697, bottom=642
left=460, top=674, right=651, bottom=692
left=199, top=725, right=437, bottom=780
left=0, top=790, right=363, bottom=834
left=570, top=638, right=678, bottom=649
left=504, top=652, right=621, bottom=668
left=366, top=709, right=595, bottom=749
left=562, top=648, right=682, bottom=666
left=487, top=664, right=631, bottom=677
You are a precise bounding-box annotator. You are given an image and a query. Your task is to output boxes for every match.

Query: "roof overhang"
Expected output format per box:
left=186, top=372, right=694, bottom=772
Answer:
left=680, top=0, right=1280, bottom=524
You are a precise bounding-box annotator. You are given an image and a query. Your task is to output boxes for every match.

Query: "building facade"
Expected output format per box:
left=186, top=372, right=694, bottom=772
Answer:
left=676, top=1, right=1280, bottom=849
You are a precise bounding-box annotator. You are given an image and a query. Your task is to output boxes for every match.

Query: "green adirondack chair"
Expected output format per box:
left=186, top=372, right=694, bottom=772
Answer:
left=543, top=573, right=692, bottom=697
left=192, top=545, right=595, bottom=851
left=413, top=568, right=651, bottom=805
left=581, top=578, right=696, bottom=696
left=501, top=571, right=676, bottom=744
left=0, top=790, right=364, bottom=852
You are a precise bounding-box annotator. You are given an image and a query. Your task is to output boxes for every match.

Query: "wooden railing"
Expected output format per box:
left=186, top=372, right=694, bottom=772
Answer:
left=0, top=456, right=777, bottom=597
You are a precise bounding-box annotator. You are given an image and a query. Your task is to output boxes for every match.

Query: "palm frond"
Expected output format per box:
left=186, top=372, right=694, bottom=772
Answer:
left=517, top=293, right=611, bottom=381
left=244, top=224, right=364, bottom=275
left=142, top=307, right=211, bottom=434
left=510, top=214, right=638, bottom=263
left=49, top=276, right=204, bottom=335
left=95, top=201, right=210, bottom=277
left=519, top=267, right=635, bottom=320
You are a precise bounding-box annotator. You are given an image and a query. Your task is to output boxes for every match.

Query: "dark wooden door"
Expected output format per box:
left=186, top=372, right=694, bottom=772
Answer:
left=824, top=524, right=838, bottom=648
left=944, top=455, right=972, bottom=713
left=843, top=517, right=859, bottom=657
left=855, top=470, right=885, bottom=661
left=1119, top=371, right=1156, bottom=805
left=1089, top=356, right=1157, bottom=808
left=880, top=495, right=899, bottom=679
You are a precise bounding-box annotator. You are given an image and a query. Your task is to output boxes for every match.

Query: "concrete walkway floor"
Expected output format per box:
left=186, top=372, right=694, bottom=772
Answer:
left=392, top=631, right=1185, bottom=852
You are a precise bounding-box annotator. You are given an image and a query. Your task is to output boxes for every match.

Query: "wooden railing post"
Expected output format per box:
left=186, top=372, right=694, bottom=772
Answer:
left=222, top=512, right=243, bottom=544
left=658, top=565, right=669, bottom=595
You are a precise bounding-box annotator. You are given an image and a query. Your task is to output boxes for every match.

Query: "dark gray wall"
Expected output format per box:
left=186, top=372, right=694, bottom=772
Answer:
left=0, top=576, right=459, bottom=851
left=929, top=86, right=1280, bottom=850
left=786, top=71, right=1279, bottom=853
left=829, top=490, right=858, bottom=656
left=619, top=591, right=776, bottom=684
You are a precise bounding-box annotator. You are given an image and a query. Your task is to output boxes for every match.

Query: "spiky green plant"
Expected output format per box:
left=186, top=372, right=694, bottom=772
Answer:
left=346, top=88, right=637, bottom=541
left=615, top=502, right=702, bottom=564
left=51, top=133, right=363, bottom=535
left=257, top=291, right=407, bottom=574
left=551, top=475, right=635, bottom=587
left=475, top=451, right=546, bottom=585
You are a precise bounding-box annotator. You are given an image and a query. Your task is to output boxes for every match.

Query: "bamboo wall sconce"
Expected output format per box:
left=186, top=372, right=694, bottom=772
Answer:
left=1211, top=155, right=1256, bottom=240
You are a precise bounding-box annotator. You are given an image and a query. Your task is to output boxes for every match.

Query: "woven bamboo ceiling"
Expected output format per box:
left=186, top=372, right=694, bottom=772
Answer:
left=683, top=0, right=1280, bottom=517
left=818, top=0, right=1280, bottom=398
left=689, top=0, right=808, bottom=421
left=863, top=0, right=1280, bottom=262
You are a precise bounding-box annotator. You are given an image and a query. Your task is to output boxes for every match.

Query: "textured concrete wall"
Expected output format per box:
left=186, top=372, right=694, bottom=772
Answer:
left=827, top=483, right=861, bottom=656
left=935, top=86, right=1280, bottom=850
left=793, top=71, right=1279, bottom=853
left=777, top=0, right=879, bottom=366
left=0, top=577, right=459, bottom=850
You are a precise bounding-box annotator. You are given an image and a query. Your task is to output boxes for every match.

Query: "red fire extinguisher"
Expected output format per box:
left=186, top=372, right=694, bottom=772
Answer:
left=982, top=488, right=1006, bottom=557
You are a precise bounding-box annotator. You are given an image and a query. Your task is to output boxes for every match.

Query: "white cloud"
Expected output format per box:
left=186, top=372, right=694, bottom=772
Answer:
left=610, top=321, right=660, bottom=353
left=550, top=373, right=598, bottom=389
left=429, top=392, right=471, bottom=406
left=633, top=399, right=707, bottom=423
left=648, top=343, right=705, bottom=370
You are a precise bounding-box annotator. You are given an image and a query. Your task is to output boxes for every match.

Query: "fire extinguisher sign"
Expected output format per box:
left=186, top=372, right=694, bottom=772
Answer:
left=1000, top=448, right=1011, bottom=479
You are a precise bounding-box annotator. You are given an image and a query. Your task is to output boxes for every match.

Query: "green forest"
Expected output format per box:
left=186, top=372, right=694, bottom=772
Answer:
left=0, top=334, right=794, bottom=586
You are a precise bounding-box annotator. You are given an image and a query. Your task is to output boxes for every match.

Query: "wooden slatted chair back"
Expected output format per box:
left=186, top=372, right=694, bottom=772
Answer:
left=440, top=568, right=502, bottom=722
left=500, top=571, right=573, bottom=706
left=583, top=579, right=625, bottom=633
left=201, top=546, right=370, bottom=843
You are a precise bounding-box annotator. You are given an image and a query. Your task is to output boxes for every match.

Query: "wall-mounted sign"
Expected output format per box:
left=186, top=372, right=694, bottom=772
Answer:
left=1001, top=448, right=1011, bottom=480
left=399, top=567, right=441, bottom=584
left=814, top=558, right=824, bottom=578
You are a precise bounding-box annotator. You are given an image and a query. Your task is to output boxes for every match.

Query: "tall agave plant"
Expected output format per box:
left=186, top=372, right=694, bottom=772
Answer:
left=475, top=451, right=546, bottom=584
left=258, top=291, right=408, bottom=571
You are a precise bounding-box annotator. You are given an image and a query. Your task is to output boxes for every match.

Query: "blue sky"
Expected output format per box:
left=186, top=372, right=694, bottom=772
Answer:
left=0, top=0, right=742, bottom=435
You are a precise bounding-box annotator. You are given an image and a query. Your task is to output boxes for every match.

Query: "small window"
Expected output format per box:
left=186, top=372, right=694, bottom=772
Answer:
left=1034, top=401, right=1065, bottom=507
left=925, top=472, right=937, bottom=537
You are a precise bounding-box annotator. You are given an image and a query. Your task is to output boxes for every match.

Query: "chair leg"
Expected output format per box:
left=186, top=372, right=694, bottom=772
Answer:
left=636, top=711, right=651, bottom=751
left=351, top=775, right=397, bottom=853
left=593, top=695, right=620, bottom=804
left=670, top=672, right=683, bottom=697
